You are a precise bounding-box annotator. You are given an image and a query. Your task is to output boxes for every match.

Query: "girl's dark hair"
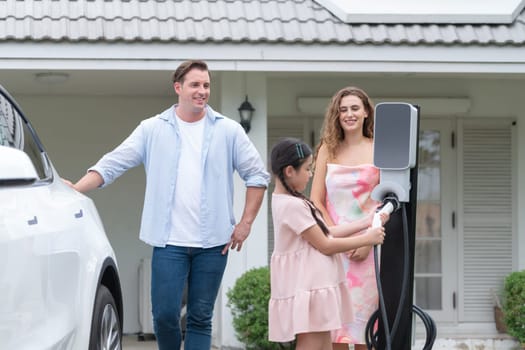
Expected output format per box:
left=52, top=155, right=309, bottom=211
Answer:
left=270, top=137, right=329, bottom=235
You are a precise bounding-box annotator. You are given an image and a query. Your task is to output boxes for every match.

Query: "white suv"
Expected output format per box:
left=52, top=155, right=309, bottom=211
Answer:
left=0, top=85, right=123, bottom=350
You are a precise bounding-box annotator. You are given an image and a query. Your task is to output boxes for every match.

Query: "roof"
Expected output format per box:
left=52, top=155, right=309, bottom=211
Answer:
left=1, top=0, right=525, bottom=46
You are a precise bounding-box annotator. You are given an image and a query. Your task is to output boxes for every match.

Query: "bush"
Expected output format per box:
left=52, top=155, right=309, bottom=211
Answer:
left=226, top=266, right=292, bottom=349
left=503, top=270, right=525, bottom=343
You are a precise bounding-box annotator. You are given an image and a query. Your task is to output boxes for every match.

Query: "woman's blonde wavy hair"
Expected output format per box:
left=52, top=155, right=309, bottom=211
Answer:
left=316, top=86, right=374, bottom=161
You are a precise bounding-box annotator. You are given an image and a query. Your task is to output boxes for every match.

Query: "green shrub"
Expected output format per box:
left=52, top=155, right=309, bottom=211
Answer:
left=503, top=270, right=525, bottom=343
left=226, top=266, right=293, bottom=349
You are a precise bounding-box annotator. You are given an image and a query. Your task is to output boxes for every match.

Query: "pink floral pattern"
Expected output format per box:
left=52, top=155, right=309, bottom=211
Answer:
left=325, top=163, right=380, bottom=344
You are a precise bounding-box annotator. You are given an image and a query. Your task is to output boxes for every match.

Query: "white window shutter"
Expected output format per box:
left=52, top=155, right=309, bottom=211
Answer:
left=460, top=121, right=513, bottom=322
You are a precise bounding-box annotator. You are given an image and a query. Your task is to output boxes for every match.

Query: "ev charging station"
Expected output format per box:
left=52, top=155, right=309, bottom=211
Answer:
left=366, top=103, right=436, bottom=350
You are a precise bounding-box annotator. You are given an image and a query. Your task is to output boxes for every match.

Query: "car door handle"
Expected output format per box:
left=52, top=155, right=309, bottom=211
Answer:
left=74, top=209, right=83, bottom=219
left=27, top=216, right=38, bottom=225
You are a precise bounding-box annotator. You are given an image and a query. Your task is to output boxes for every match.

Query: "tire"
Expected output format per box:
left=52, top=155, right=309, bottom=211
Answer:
left=89, top=285, right=122, bottom=350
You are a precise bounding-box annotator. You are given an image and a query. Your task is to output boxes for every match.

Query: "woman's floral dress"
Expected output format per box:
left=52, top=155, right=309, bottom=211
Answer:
left=325, top=163, right=380, bottom=344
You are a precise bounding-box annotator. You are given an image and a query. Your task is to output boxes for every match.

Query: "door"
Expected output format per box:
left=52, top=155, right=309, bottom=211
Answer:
left=414, top=119, right=457, bottom=322
left=0, top=93, right=53, bottom=344
left=0, top=90, right=83, bottom=347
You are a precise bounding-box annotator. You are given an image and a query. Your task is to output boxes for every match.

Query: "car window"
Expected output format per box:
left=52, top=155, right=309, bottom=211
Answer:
left=0, top=92, right=23, bottom=149
left=0, top=92, right=48, bottom=180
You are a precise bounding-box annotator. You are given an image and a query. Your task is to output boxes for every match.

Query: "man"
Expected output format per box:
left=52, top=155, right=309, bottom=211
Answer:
left=67, top=60, right=270, bottom=349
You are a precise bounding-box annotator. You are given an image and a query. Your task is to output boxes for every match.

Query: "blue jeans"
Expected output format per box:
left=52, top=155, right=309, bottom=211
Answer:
left=151, top=244, right=228, bottom=350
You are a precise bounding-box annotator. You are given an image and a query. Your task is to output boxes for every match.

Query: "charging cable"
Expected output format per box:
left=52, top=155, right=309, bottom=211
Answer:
left=365, top=199, right=436, bottom=350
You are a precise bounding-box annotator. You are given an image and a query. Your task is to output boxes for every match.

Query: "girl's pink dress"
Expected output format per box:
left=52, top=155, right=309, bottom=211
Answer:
left=325, top=163, right=380, bottom=344
left=268, top=193, right=353, bottom=342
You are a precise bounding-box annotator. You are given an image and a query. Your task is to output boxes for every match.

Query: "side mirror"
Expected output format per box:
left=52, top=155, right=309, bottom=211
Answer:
left=0, top=145, right=38, bottom=186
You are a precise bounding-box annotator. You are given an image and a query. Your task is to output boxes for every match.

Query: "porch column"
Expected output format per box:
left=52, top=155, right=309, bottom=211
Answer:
left=214, top=71, right=269, bottom=348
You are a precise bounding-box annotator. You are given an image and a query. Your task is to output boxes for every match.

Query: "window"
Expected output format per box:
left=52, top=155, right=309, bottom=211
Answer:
left=0, top=92, right=49, bottom=180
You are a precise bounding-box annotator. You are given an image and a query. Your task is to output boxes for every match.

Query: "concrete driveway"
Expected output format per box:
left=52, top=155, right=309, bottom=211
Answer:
left=123, top=335, right=157, bottom=350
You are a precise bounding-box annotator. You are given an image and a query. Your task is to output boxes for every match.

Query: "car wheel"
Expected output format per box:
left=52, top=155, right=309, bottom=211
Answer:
left=89, top=285, right=122, bottom=350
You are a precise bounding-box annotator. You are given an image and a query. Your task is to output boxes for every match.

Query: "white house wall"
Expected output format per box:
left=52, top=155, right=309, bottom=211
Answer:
left=267, top=73, right=524, bottom=267
left=8, top=72, right=525, bottom=346
left=9, top=73, right=270, bottom=343
left=267, top=74, right=524, bottom=340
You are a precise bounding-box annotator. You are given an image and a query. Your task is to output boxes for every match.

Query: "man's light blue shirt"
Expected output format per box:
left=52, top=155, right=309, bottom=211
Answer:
left=89, top=105, right=270, bottom=248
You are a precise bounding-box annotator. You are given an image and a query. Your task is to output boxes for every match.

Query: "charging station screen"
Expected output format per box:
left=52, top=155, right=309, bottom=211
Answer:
left=374, top=103, right=412, bottom=170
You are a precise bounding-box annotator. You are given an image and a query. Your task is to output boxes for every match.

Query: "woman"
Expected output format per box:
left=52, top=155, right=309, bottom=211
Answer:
left=310, top=87, right=379, bottom=350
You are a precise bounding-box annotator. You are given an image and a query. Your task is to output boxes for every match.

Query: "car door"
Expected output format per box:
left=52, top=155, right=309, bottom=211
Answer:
left=0, top=89, right=83, bottom=348
left=0, top=89, right=51, bottom=345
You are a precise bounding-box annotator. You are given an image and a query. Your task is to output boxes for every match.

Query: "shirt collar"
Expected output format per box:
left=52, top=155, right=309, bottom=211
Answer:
left=160, top=104, right=223, bottom=125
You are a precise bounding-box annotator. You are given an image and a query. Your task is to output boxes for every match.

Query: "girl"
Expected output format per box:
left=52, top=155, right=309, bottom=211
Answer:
left=268, top=137, right=387, bottom=350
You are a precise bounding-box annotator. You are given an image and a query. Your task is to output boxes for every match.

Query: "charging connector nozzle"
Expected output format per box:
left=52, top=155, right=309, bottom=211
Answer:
left=372, top=194, right=401, bottom=228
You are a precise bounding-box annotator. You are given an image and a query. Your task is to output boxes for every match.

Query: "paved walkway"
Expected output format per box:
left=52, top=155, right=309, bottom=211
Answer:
left=122, top=335, right=157, bottom=350
left=122, top=335, right=220, bottom=350
left=122, top=334, right=520, bottom=350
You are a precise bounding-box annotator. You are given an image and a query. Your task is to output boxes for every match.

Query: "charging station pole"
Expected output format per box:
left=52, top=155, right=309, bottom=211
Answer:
left=377, top=147, right=419, bottom=350
left=371, top=104, right=421, bottom=350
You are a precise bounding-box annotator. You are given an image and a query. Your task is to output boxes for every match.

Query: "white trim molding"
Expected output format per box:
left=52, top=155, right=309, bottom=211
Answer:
left=297, top=97, right=471, bottom=116
left=2, top=43, right=525, bottom=74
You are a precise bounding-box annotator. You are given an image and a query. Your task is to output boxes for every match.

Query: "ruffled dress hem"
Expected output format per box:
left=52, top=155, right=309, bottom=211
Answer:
left=268, top=280, right=353, bottom=342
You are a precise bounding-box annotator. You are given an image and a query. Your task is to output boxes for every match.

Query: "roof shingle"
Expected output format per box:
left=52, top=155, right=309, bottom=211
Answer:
left=1, top=0, right=525, bottom=45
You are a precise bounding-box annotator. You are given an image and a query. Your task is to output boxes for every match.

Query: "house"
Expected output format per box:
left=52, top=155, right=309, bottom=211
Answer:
left=1, top=0, right=524, bottom=348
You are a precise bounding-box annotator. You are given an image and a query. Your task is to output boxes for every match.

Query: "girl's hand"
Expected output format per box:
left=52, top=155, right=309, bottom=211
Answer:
left=365, top=226, right=385, bottom=245
left=349, top=246, right=372, bottom=261
left=346, top=249, right=356, bottom=259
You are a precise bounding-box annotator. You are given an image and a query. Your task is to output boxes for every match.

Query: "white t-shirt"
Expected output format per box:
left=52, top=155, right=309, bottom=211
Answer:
left=167, top=115, right=205, bottom=247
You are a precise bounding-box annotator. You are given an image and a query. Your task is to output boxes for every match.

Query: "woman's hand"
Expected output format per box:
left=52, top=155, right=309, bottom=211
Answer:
left=378, top=211, right=390, bottom=226
left=363, top=212, right=375, bottom=226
